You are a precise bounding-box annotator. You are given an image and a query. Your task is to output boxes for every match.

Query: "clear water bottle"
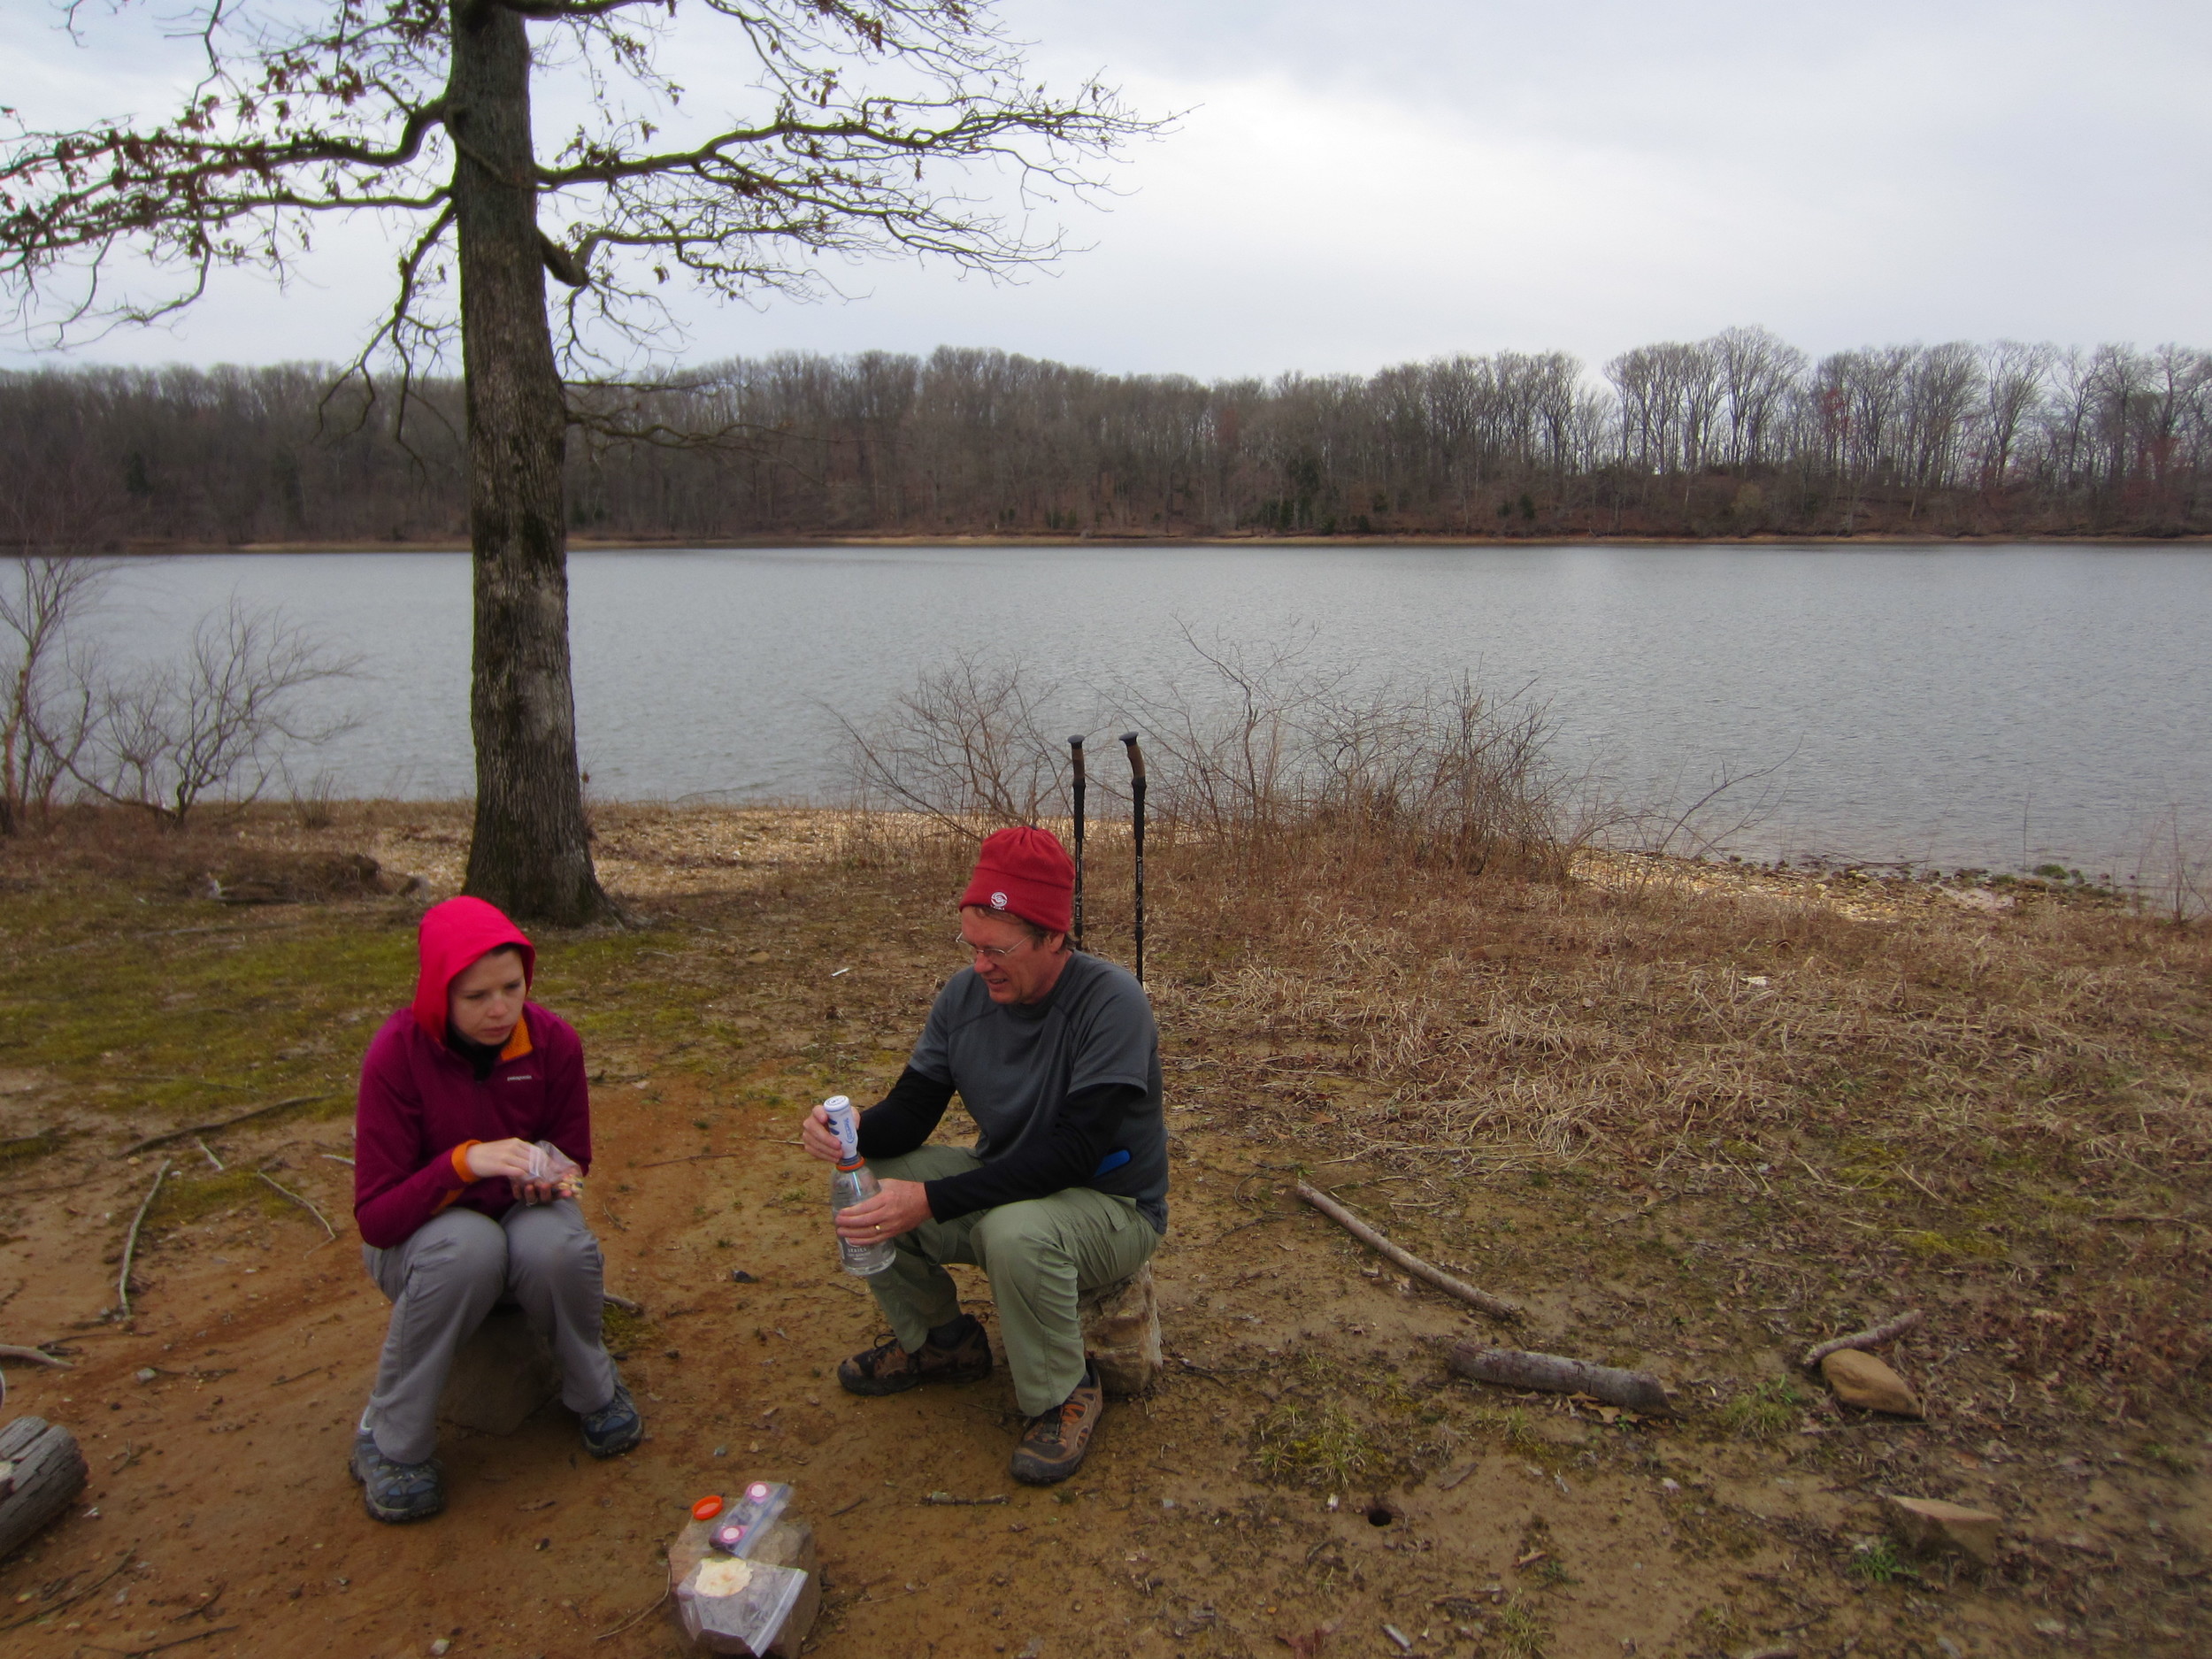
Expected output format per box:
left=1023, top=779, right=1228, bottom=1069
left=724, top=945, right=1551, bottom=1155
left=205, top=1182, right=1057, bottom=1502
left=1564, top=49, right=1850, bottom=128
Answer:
left=824, top=1095, right=896, bottom=1277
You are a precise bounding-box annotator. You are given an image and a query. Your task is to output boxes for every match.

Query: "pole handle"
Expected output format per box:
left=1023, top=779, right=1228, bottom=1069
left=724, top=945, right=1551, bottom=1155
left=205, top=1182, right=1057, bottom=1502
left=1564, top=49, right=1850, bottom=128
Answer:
left=1118, top=731, right=1145, bottom=782
left=1068, top=735, right=1087, bottom=950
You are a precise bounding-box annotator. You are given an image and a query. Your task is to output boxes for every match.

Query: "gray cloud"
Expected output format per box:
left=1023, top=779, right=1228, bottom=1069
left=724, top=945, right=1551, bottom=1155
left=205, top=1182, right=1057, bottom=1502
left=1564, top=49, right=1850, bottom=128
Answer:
left=5, top=0, right=2206, bottom=377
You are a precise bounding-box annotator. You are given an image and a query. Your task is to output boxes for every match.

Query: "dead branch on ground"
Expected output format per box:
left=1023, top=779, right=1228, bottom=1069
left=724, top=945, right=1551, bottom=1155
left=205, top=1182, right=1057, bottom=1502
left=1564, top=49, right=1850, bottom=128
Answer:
left=118, top=1095, right=329, bottom=1157
left=1801, top=1308, right=1923, bottom=1371
left=1294, top=1180, right=1519, bottom=1318
left=0, top=1544, right=134, bottom=1633
left=1447, top=1344, right=1673, bottom=1415
left=255, top=1170, right=336, bottom=1240
left=0, top=1343, right=71, bottom=1368
left=593, top=1588, right=669, bottom=1643
left=117, top=1160, right=171, bottom=1319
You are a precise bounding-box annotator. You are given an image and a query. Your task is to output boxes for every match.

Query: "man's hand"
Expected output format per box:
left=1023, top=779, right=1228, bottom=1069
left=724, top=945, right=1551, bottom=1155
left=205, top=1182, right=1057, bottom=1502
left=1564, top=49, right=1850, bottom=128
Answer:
left=800, top=1101, right=844, bottom=1164
left=833, top=1178, right=932, bottom=1241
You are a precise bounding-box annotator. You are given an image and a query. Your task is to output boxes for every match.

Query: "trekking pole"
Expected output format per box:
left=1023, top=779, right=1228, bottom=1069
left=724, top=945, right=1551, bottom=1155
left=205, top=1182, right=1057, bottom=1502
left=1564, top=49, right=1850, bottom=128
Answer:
left=1119, top=731, right=1146, bottom=984
left=1068, top=734, right=1087, bottom=950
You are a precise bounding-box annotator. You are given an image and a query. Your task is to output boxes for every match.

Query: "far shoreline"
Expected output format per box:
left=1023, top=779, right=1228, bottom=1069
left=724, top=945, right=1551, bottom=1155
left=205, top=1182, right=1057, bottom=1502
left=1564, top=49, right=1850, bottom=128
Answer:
left=86, top=530, right=2212, bottom=556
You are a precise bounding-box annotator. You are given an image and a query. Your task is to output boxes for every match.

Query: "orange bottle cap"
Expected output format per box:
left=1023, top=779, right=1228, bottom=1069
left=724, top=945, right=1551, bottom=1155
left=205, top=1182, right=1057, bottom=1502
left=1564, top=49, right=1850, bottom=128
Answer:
left=691, top=1494, right=725, bottom=1522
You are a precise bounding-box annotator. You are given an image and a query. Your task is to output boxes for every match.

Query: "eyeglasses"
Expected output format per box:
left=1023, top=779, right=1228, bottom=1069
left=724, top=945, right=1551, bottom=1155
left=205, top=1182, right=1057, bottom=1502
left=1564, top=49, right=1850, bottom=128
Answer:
left=953, top=933, right=1032, bottom=960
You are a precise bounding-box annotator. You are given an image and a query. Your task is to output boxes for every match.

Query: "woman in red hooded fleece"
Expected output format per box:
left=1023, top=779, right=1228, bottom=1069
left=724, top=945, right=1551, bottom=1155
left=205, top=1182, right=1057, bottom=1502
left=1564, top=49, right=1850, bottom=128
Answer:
left=348, top=895, right=641, bottom=1523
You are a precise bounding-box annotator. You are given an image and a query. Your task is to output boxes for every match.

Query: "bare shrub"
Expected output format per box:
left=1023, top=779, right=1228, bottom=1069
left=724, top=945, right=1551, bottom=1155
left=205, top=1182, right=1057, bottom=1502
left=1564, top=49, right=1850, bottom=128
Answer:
left=834, top=653, right=1071, bottom=833
left=1602, top=749, right=1795, bottom=863
left=74, top=600, right=360, bottom=829
left=1116, top=630, right=1324, bottom=847
left=2122, top=804, right=2210, bottom=925
left=836, top=630, right=1580, bottom=893
left=1119, top=628, right=1582, bottom=880
left=0, top=552, right=104, bottom=834
left=286, top=766, right=343, bottom=830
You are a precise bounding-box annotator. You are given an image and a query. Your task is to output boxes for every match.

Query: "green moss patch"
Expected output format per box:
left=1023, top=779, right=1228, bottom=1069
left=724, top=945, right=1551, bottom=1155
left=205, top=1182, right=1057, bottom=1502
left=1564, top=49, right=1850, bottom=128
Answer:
left=0, top=1129, right=64, bottom=1170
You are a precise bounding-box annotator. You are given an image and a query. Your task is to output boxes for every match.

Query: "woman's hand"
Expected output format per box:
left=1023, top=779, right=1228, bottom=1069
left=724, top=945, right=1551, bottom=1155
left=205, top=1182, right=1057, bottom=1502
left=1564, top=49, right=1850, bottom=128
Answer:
left=800, top=1102, right=844, bottom=1164
left=833, top=1178, right=932, bottom=1241
left=462, top=1137, right=563, bottom=1202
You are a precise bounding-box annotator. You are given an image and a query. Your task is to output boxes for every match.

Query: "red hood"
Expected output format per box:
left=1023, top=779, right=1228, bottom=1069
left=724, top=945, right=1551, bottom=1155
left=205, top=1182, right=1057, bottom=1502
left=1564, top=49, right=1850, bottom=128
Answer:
left=411, top=896, right=536, bottom=1041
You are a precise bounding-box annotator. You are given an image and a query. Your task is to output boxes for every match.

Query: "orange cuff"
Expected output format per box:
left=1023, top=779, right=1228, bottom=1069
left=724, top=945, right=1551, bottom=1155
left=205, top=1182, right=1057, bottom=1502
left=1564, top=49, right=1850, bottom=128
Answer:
left=450, top=1140, right=481, bottom=1185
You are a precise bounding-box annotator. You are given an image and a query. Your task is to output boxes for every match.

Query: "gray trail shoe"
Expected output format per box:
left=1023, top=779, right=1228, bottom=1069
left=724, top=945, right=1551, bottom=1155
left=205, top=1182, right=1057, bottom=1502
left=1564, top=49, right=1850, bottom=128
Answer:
left=581, top=1379, right=644, bottom=1458
left=349, top=1431, right=444, bottom=1524
left=1010, top=1361, right=1103, bottom=1486
left=837, top=1313, right=993, bottom=1397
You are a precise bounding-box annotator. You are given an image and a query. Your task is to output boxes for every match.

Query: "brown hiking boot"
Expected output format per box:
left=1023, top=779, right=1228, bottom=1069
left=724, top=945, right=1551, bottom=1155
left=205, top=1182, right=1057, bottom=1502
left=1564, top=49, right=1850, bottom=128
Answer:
left=837, top=1314, right=992, bottom=1397
left=1009, top=1361, right=1103, bottom=1486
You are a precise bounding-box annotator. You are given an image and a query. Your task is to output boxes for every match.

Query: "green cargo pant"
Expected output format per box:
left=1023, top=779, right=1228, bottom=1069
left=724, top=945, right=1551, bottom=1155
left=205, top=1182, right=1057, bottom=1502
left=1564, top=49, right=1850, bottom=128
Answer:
left=866, top=1145, right=1161, bottom=1417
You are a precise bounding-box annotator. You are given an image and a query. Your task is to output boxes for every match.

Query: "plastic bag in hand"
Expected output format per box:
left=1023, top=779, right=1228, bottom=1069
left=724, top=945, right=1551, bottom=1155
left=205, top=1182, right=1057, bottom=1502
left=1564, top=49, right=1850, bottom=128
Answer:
left=517, top=1139, right=583, bottom=1202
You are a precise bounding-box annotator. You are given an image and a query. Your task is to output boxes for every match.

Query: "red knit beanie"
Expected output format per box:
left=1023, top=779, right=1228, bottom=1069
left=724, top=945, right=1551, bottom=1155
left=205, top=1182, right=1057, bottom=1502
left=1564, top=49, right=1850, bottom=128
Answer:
left=959, top=826, right=1075, bottom=936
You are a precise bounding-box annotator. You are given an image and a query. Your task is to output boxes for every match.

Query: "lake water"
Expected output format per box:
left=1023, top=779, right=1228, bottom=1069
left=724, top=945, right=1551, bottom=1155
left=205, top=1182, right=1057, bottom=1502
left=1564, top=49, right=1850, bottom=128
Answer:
left=94, top=542, right=2211, bottom=877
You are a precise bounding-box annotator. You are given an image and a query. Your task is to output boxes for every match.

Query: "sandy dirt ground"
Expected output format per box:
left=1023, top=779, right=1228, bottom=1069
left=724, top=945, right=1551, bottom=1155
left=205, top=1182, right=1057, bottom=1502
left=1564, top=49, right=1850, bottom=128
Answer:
left=0, top=808, right=2204, bottom=1659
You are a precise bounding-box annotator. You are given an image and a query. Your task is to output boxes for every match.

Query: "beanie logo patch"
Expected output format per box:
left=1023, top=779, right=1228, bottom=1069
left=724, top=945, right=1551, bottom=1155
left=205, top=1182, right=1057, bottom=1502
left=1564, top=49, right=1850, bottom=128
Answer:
left=989, top=891, right=1009, bottom=910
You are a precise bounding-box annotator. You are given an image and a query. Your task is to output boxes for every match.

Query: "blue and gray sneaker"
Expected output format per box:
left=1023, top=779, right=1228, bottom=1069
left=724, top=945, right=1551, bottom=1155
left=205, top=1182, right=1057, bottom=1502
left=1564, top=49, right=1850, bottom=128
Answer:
left=581, top=1379, right=643, bottom=1458
left=349, top=1431, right=444, bottom=1524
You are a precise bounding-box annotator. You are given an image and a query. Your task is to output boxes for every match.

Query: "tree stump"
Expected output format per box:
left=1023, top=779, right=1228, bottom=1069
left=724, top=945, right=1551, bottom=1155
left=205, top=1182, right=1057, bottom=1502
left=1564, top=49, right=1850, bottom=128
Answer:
left=0, top=1417, right=88, bottom=1561
left=1080, top=1262, right=1163, bottom=1396
left=438, top=1306, right=559, bottom=1435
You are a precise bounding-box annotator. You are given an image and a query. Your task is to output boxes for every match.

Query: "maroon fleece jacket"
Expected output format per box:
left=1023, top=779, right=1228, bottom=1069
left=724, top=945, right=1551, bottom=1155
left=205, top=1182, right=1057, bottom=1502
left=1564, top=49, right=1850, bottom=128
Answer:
left=351, top=896, right=593, bottom=1250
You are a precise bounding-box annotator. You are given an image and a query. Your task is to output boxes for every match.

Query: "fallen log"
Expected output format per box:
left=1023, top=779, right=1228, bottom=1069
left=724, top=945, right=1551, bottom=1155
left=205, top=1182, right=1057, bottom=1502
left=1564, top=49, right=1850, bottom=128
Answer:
left=0, top=1417, right=88, bottom=1561
left=1447, top=1343, right=1673, bottom=1416
left=1294, top=1181, right=1520, bottom=1319
left=1801, top=1308, right=1922, bottom=1371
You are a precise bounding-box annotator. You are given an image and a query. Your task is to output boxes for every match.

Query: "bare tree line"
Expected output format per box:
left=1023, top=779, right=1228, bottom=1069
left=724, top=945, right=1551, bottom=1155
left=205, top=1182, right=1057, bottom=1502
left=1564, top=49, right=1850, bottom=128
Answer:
left=3, top=329, right=2206, bottom=547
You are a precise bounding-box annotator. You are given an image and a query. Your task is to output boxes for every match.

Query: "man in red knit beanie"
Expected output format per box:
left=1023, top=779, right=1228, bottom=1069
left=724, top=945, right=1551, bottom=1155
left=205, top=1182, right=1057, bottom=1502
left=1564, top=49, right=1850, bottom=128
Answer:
left=799, top=825, right=1168, bottom=1483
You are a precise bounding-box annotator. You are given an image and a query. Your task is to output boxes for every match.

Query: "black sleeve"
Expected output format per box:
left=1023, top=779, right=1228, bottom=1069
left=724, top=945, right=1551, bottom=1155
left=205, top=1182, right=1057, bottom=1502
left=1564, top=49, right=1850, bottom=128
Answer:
left=921, top=1081, right=1144, bottom=1223
left=856, top=1065, right=954, bottom=1161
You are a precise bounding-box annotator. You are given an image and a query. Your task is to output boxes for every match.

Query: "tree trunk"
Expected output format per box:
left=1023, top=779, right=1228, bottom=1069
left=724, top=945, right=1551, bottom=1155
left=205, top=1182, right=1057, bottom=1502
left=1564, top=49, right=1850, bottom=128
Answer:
left=448, top=0, right=613, bottom=925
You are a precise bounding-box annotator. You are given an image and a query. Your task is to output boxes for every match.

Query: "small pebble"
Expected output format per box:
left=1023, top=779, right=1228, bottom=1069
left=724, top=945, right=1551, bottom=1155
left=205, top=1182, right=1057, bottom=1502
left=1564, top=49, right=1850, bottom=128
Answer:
left=730, top=1269, right=757, bottom=1283
left=134, top=1368, right=157, bottom=1383
left=430, top=1640, right=452, bottom=1656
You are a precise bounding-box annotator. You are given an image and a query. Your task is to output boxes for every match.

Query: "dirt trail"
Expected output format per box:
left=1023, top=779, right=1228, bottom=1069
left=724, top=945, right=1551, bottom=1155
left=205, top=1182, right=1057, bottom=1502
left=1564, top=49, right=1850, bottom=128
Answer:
left=0, top=809, right=2205, bottom=1658
left=0, top=1086, right=1850, bottom=1659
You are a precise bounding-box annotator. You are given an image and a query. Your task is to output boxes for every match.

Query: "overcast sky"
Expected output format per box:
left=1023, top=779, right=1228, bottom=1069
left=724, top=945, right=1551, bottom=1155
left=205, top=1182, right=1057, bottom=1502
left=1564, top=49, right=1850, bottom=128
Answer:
left=6, top=0, right=2208, bottom=379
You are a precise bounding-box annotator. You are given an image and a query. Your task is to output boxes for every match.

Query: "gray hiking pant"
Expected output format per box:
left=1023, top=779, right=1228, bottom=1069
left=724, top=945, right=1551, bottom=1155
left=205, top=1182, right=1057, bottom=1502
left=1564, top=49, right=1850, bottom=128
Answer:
left=865, top=1146, right=1162, bottom=1417
left=358, top=1199, right=616, bottom=1464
